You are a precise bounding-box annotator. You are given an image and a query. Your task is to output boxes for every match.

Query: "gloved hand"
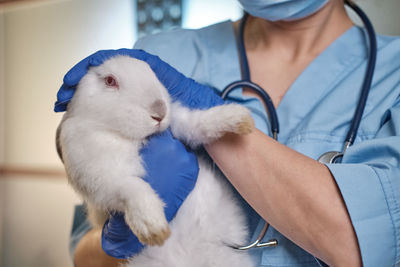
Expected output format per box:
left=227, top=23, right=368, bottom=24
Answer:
left=101, top=129, right=199, bottom=259
left=54, top=48, right=224, bottom=112
left=55, top=48, right=223, bottom=259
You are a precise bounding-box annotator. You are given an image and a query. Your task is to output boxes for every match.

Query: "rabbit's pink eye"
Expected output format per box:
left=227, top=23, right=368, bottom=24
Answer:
left=104, top=76, right=118, bottom=88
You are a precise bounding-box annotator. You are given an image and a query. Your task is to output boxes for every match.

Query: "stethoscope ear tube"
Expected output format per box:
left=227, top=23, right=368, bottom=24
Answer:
left=319, top=1, right=377, bottom=163
left=221, top=80, right=279, bottom=140
left=343, top=0, right=377, bottom=146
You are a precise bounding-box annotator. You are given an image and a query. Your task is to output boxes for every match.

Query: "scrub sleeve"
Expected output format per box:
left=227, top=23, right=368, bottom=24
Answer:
left=69, top=204, right=91, bottom=258
left=327, top=100, right=400, bottom=265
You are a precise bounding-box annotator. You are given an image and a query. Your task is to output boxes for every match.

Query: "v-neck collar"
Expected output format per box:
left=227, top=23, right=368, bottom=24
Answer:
left=206, top=22, right=371, bottom=143
left=276, top=26, right=368, bottom=141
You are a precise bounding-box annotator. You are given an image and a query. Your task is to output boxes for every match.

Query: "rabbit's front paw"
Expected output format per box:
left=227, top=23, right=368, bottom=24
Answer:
left=217, top=104, right=255, bottom=135
left=135, top=218, right=171, bottom=246
left=236, top=112, right=255, bottom=135
left=125, top=199, right=171, bottom=246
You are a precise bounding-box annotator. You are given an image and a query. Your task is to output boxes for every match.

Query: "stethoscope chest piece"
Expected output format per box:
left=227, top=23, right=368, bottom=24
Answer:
left=318, top=141, right=350, bottom=164
left=318, top=151, right=343, bottom=164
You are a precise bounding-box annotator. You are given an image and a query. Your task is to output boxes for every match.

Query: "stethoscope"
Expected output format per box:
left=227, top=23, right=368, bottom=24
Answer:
left=221, top=0, right=377, bottom=251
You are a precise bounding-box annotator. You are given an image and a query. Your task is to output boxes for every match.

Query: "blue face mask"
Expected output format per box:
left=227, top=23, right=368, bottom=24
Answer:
left=238, top=0, right=329, bottom=22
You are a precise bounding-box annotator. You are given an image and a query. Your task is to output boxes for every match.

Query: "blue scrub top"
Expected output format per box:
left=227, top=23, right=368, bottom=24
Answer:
left=133, top=21, right=400, bottom=266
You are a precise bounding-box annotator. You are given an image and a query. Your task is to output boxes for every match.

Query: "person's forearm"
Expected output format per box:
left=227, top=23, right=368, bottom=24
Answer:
left=205, top=129, right=361, bottom=266
left=74, top=228, right=127, bottom=267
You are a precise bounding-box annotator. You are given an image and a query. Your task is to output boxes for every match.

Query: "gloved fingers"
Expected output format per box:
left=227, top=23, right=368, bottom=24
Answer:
left=63, top=49, right=124, bottom=86
left=163, top=173, right=198, bottom=222
left=102, top=214, right=144, bottom=259
left=154, top=128, right=174, bottom=139
left=54, top=83, right=76, bottom=112
left=135, top=50, right=222, bottom=108
left=56, top=55, right=97, bottom=112
left=88, top=49, right=123, bottom=66
left=57, top=47, right=223, bottom=113
left=57, top=49, right=140, bottom=112
left=63, top=56, right=92, bottom=85
left=108, top=211, right=125, bottom=223
left=146, top=55, right=185, bottom=96
left=184, top=79, right=225, bottom=109
left=145, top=59, right=224, bottom=109
left=140, top=130, right=199, bottom=177
left=140, top=129, right=176, bottom=154
left=63, top=48, right=153, bottom=84
left=103, top=212, right=131, bottom=240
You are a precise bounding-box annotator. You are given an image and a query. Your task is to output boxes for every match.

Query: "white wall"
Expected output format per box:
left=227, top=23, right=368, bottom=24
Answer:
left=0, top=9, right=5, bottom=264
left=182, top=0, right=242, bottom=29
left=3, top=0, right=135, bottom=169
left=0, top=0, right=135, bottom=266
left=0, top=11, right=4, bottom=164
left=350, top=0, right=400, bottom=36
left=183, top=0, right=400, bottom=36
left=1, top=177, right=81, bottom=267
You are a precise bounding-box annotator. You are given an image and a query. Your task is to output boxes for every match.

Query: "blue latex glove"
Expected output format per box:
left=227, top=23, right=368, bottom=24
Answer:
left=101, top=129, right=199, bottom=259
left=54, top=48, right=224, bottom=112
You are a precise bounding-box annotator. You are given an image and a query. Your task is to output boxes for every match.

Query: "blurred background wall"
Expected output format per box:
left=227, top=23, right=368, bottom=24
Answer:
left=0, top=0, right=399, bottom=266
left=0, top=0, right=136, bottom=266
left=0, top=11, right=5, bottom=265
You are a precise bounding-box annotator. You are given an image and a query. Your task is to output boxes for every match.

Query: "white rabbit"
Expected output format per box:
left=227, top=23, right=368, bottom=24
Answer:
left=56, top=55, right=255, bottom=266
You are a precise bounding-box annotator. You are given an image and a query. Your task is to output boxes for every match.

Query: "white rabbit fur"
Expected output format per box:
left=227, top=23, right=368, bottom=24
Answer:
left=57, top=55, right=255, bottom=266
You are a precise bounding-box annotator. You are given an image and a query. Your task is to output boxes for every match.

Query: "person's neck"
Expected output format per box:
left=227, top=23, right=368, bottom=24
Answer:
left=244, top=0, right=354, bottom=62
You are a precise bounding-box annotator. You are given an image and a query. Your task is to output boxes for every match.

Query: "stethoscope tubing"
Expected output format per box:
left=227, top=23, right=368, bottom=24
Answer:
left=238, top=12, right=250, bottom=81
left=221, top=80, right=279, bottom=139
left=343, top=0, right=377, bottom=147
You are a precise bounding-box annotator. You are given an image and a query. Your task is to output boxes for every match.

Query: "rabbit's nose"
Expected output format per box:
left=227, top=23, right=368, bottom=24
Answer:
left=151, top=115, right=163, bottom=122
left=151, top=100, right=166, bottom=122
